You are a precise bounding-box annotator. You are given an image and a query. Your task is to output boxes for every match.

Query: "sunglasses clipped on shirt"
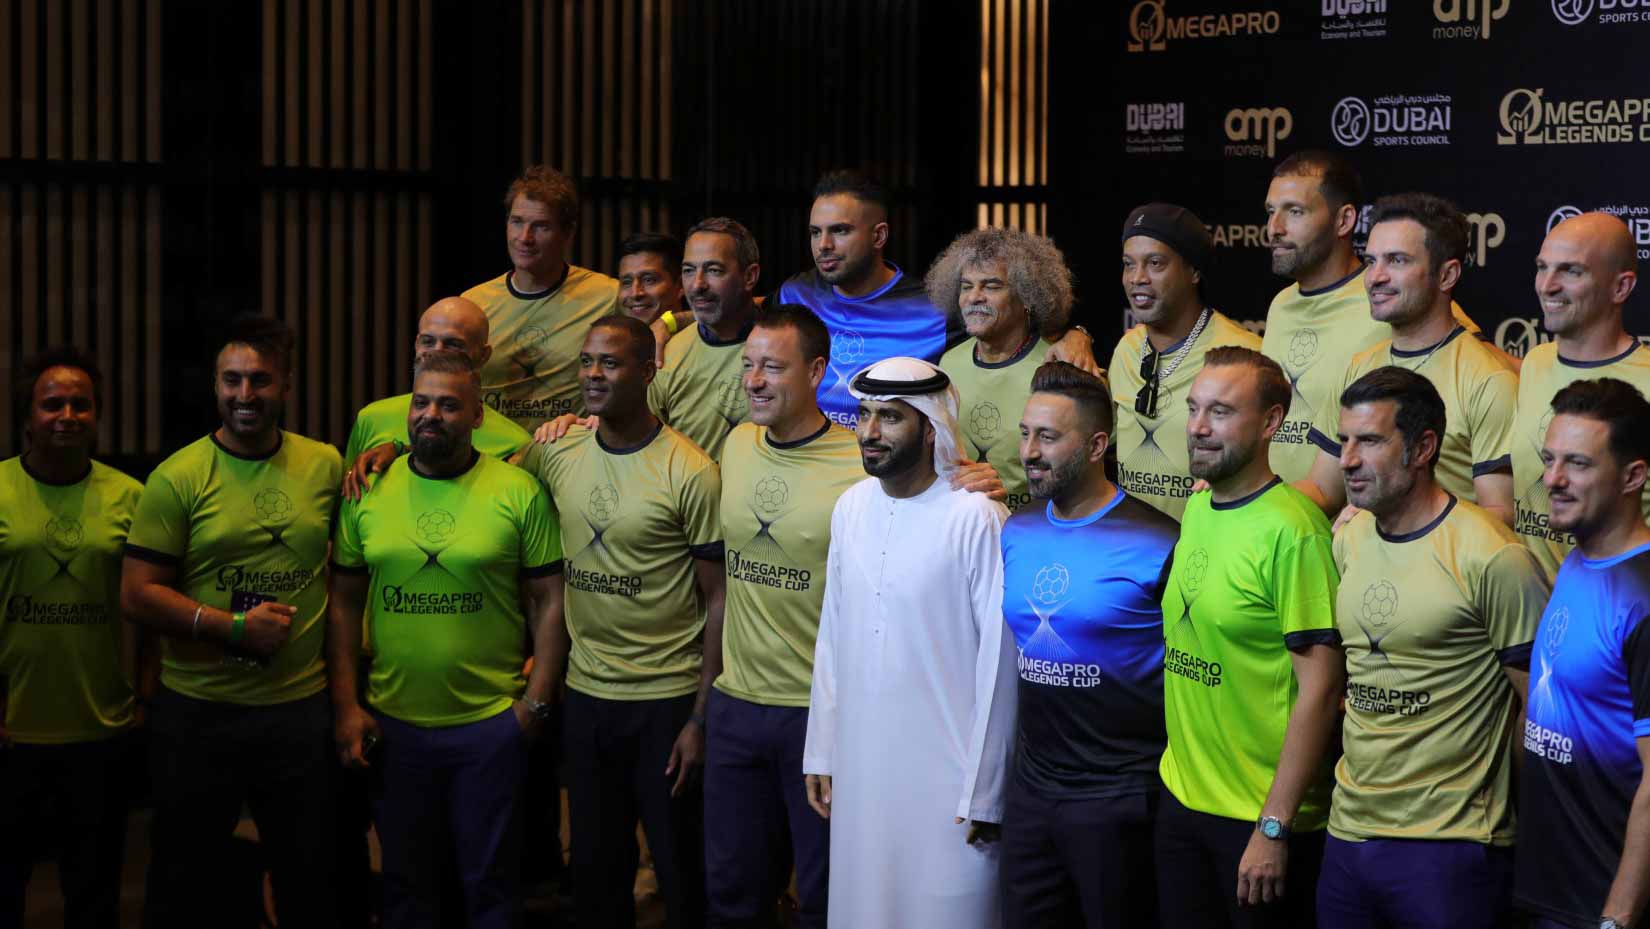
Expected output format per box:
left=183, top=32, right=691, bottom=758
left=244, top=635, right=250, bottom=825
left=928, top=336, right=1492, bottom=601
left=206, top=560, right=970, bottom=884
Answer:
left=1134, top=348, right=1160, bottom=418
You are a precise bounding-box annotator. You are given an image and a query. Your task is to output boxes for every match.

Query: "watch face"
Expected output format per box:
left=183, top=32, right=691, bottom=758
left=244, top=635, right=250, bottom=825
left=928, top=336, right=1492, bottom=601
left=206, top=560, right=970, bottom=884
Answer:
left=1261, top=819, right=1282, bottom=839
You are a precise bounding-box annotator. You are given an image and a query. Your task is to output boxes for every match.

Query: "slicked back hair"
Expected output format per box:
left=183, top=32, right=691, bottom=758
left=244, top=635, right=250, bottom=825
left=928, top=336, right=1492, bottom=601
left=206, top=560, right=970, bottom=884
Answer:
left=1202, top=346, right=1291, bottom=419
left=754, top=303, right=832, bottom=364
left=503, top=165, right=580, bottom=228
left=1551, top=376, right=1650, bottom=469
left=620, top=232, right=683, bottom=277
left=1340, top=365, right=1447, bottom=472
left=1369, top=192, right=1470, bottom=271
left=1029, top=361, right=1113, bottom=435
left=1273, top=149, right=1365, bottom=215
left=219, top=314, right=296, bottom=377
left=413, top=349, right=481, bottom=389
left=812, top=169, right=889, bottom=215
left=686, top=217, right=761, bottom=270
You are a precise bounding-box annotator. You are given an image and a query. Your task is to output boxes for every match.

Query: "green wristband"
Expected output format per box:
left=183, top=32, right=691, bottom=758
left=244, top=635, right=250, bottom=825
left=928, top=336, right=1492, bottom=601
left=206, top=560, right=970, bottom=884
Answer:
left=229, top=611, right=247, bottom=645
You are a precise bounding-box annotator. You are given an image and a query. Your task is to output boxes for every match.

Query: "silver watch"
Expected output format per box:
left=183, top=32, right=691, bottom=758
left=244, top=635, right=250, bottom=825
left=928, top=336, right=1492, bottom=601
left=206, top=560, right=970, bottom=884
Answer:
left=1601, top=919, right=1624, bottom=929
left=521, top=695, right=554, bottom=723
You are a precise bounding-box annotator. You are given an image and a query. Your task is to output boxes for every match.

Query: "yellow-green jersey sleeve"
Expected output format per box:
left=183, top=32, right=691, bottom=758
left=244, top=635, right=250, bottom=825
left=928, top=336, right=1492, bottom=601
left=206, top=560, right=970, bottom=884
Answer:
left=0, top=458, right=142, bottom=743
left=646, top=325, right=750, bottom=460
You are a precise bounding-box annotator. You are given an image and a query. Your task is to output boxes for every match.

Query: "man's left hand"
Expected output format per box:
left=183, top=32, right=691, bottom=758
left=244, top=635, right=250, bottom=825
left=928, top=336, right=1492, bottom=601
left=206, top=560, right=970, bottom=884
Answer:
left=949, top=458, right=1005, bottom=501
left=1236, top=829, right=1288, bottom=907
left=955, top=818, right=1001, bottom=847
left=665, top=718, right=705, bottom=797
left=1045, top=328, right=1102, bottom=376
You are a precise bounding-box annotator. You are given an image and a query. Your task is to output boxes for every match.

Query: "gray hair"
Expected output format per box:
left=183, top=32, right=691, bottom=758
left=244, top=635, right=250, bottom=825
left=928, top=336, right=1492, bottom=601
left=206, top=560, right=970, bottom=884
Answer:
left=924, top=226, right=1075, bottom=337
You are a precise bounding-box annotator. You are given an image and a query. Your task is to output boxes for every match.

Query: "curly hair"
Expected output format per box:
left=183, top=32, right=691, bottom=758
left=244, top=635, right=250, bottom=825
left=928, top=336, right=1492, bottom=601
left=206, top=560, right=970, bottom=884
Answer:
left=924, top=227, right=1075, bottom=338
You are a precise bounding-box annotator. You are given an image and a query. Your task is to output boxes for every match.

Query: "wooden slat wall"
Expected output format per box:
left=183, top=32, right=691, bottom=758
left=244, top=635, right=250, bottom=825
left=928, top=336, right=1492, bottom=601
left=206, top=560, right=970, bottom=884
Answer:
left=260, top=0, right=434, bottom=448
left=977, top=0, right=1048, bottom=234
left=0, top=0, right=164, bottom=457
left=520, top=0, right=674, bottom=278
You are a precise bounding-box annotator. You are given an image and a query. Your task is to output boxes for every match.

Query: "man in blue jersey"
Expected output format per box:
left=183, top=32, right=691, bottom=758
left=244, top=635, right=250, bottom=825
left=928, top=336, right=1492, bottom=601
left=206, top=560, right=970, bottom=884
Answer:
left=773, top=170, right=1099, bottom=427
left=1517, top=378, right=1650, bottom=929
left=999, top=362, right=1178, bottom=929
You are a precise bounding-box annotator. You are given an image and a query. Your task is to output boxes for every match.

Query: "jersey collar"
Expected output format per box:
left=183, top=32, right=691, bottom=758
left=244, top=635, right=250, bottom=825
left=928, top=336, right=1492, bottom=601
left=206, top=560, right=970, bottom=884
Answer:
left=697, top=314, right=756, bottom=347
left=210, top=431, right=284, bottom=461
left=1390, top=326, right=1466, bottom=358
left=973, top=332, right=1040, bottom=370
left=1296, top=263, right=1366, bottom=299
left=822, top=262, right=904, bottom=303
left=596, top=421, right=664, bottom=455
left=19, top=455, right=92, bottom=487
left=1557, top=340, right=1643, bottom=369
left=1044, top=487, right=1125, bottom=528
left=506, top=264, right=571, bottom=300
left=1375, top=494, right=1456, bottom=543
left=1210, top=475, right=1281, bottom=511
left=765, top=417, right=832, bottom=450
left=408, top=447, right=482, bottom=480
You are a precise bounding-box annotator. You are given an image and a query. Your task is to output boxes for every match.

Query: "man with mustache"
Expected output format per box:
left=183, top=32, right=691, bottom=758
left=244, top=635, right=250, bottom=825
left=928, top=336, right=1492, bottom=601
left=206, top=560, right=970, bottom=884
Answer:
left=1321, top=366, right=1547, bottom=929
left=1515, top=378, right=1650, bottom=929
left=1111, top=203, right=1262, bottom=521
left=803, top=356, right=1016, bottom=929
left=121, top=316, right=343, bottom=927
left=1298, top=193, right=1519, bottom=527
left=327, top=350, right=564, bottom=928
left=997, top=362, right=1177, bottom=929
left=1157, top=347, right=1342, bottom=929
left=1510, top=212, right=1650, bottom=581
left=463, top=165, right=619, bottom=430
left=521, top=316, right=725, bottom=929
left=774, top=170, right=1099, bottom=429
left=0, top=348, right=144, bottom=928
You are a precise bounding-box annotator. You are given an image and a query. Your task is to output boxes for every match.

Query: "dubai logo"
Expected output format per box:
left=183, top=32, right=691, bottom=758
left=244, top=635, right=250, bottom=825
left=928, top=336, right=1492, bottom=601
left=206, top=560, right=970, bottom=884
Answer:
left=1466, top=212, right=1507, bottom=267
left=253, top=488, right=294, bottom=524
left=969, top=401, right=1003, bottom=443
left=45, top=515, right=84, bottom=551
left=1552, top=0, right=1593, bottom=23
left=753, top=475, right=789, bottom=515
left=1433, top=0, right=1510, bottom=37
left=1128, top=0, right=1168, bottom=51
left=586, top=485, right=620, bottom=523
left=416, top=509, right=457, bottom=546
left=1548, top=204, right=1584, bottom=232
left=1331, top=97, right=1372, bottom=146
left=1224, top=107, right=1293, bottom=158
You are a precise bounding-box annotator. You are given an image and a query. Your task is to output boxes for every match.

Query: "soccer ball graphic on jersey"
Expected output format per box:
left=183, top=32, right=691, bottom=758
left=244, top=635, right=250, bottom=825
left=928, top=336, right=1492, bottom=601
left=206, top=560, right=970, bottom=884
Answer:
left=969, top=402, right=1003, bottom=442
left=587, top=485, right=621, bottom=523
left=1182, top=547, right=1209, bottom=595
left=1543, top=606, right=1571, bottom=659
left=253, top=488, right=294, bottom=524
left=832, top=329, right=865, bottom=364
left=1362, top=580, right=1398, bottom=628
left=1031, top=563, right=1071, bottom=605
left=416, top=509, right=457, bottom=546
left=45, top=515, right=84, bottom=550
left=753, top=475, right=789, bottom=515
left=1287, top=330, right=1319, bottom=371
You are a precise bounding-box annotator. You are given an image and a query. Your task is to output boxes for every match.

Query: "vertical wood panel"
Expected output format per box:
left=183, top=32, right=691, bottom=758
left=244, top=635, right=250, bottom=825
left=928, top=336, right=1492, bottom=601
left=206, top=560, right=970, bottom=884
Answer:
left=19, top=0, right=37, bottom=158
left=350, top=193, right=367, bottom=410
left=70, top=0, right=89, bottom=160
left=145, top=0, right=161, bottom=160
left=44, top=0, right=61, bottom=159
left=0, top=187, right=11, bottom=453
left=262, top=0, right=278, bottom=165
left=94, top=0, right=111, bottom=161
left=307, top=0, right=324, bottom=167
left=283, top=0, right=301, bottom=165
left=44, top=184, right=62, bottom=344
left=351, top=0, right=367, bottom=168
left=0, top=2, right=12, bottom=159
left=330, top=0, right=346, bottom=168
left=143, top=186, right=160, bottom=453
left=94, top=185, right=114, bottom=450
left=70, top=185, right=88, bottom=346
left=117, top=187, right=136, bottom=451
left=395, top=0, right=412, bottom=171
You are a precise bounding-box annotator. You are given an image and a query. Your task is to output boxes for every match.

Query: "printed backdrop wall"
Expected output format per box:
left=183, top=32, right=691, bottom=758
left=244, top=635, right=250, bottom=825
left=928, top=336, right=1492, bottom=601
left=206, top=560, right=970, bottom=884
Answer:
left=1075, top=0, right=1650, bottom=356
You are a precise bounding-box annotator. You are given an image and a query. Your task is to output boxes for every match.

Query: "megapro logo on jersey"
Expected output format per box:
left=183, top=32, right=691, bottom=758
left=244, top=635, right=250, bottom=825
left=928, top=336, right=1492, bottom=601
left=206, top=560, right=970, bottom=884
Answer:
left=1549, top=202, right=1650, bottom=259
left=1432, top=0, right=1509, bottom=37
left=1321, top=0, right=1388, bottom=39
left=1330, top=94, right=1452, bottom=147
left=3, top=595, right=107, bottom=625
left=1345, top=580, right=1434, bottom=716
left=215, top=564, right=315, bottom=593
left=1127, top=0, right=1281, bottom=52
left=1498, top=87, right=1650, bottom=145
left=482, top=391, right=578, bottom=423
left=1554, top=0, right=1649, bottom=25
left=1223, top=106, right=1293, bottom=158
left=1164, top=548, right=1221, bottom=687
left=726, top=475, right=814, bottom=592
left=1466, top=212, right=1507, bottom=267
left=1017, top=563, right=1105, bottom=688
left=380, top=586, right=484, bottom=614
left=1125, top=102, right=1186, bottom=155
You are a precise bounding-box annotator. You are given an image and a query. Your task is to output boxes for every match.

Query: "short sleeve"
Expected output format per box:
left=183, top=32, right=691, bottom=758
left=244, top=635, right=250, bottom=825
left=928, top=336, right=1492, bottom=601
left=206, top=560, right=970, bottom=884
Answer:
left=517, top=482, right=563, bottom=576
left=647, top=366, right=671, bottom=423
left=1625, top=614, right=1650, bottom=734
left=1307, top=360, right=1358, bottom=458
left=331, top=496, right=367, bottom=573
left=1478, top=544, right=1549, bottom=667
left=342, top=412, right=369, bottom=468
left=679, top=458, right=724, bottom=556
left=124, top=468, right=191, bottom=565
left=1273, top=528, right=1341, bottom=650
left=1468, top=366, right=1519, bottom=477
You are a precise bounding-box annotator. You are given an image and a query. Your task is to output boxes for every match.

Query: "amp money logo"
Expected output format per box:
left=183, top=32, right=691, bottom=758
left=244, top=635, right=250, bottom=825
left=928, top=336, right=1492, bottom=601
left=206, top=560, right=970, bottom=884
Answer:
left=1433, top=0, right=1510, bottom=38
left=1466, top=212, right=1507, bottom=267
left=1224, top=107, right=1293, bottom=158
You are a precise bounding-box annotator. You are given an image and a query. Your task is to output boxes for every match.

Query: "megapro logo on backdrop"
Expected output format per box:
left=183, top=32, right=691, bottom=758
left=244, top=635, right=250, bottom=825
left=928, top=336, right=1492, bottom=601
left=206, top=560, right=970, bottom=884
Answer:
left=1498, top=88, right=1650, bottom=144
left=1331, top=94, right=1452, bottom=147
left=1125, top=103, right=1186, bottom=155
left=1223, top=106, right=1293, bottom=157
left=1127, top=0, right=1281, bottom=52
left=1322, top=0, right=1388, bottom=39
left=1553, top=0, right=1650, bottom=25
left=1433, top=0, right=1510, bottom=37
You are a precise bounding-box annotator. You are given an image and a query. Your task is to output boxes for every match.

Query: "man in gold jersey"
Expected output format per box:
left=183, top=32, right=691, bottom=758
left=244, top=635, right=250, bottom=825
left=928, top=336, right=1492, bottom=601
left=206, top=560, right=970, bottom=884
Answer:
left=1298, top=194, right=1518, bottom=526
left=1512, top=212, right=1650, bottom=579
left=933, top=226, right=1083, bottom=510
left=1111, top=203, right=1262, bottom=521
left=619, top=232, right=692, bottom=364
left=1322, top=367, right=1547, bottom=928
left=706, top=305, right=862, bottom=929
left=464, top=165, right=619, bottom=430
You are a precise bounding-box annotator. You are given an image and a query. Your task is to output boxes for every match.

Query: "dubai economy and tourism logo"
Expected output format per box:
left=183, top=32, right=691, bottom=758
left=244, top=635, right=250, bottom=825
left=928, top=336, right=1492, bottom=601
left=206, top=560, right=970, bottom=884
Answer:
left=1125, top=102, right=1186, bottom=155
left=1321, top=0, right=1388, bottom=39
left=1330, top=94, right=1453, bottom=148
left=1127, top=0, right=1281, bottom=52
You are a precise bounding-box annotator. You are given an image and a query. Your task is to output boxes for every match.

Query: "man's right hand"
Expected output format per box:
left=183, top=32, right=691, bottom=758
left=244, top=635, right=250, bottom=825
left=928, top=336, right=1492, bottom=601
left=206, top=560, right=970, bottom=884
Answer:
left=334, top=701, right=381, bottom=769
left=805, top=773, right=832, bottom=820
left=342, top=442, right=398, bottom=501
left=533, top=414, right=597, bottom=445
left=241, top=601, right=298, bottom=657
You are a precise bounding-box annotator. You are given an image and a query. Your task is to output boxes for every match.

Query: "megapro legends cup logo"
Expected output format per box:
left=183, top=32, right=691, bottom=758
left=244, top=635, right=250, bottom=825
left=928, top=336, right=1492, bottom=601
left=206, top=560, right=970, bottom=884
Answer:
left=1127, top=0, right=1281, bottom=52
left=1223, top=106, right=1293, bottom=157
left=1498, top=87, right=1650, bottom=145
left=1331, top=94, right=1452, bottom=147
left=1125, top=102, right=1186, bottom=155
left=1433, top=0, right=1509, bottom=37
left=1321, top=0, right=1388, bottom=40
left=1466, top=212, right=1507, bottom=267
left=1208, top=219, right=1268, bottom=249
left=1554, top=0, right=1647, bottom=25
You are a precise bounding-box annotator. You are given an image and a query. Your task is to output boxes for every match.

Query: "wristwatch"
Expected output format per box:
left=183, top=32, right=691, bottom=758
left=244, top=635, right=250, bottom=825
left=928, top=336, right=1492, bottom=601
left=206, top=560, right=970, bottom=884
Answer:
left=1256, top=815, right=1290, bottom=841
left=1601, top=919, right=1624, bottom=929
left=521, top=695, right=554, bottom=723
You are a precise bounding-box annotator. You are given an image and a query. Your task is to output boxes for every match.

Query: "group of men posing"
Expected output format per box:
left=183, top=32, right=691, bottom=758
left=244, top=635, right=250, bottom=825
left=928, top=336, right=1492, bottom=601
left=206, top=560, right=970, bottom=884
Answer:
left=1, top=151, right=1648, bottom=929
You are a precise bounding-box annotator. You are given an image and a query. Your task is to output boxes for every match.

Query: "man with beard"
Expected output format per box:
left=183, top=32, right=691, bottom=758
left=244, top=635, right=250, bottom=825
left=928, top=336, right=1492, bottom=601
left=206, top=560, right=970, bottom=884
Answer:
left=1511, top=212, right=1650, bottom=581
left=464, top=165, right=619, bottom=430
left=1299, top=194, right=1519, bottom=527
left=121, top=316, right=342, bottom=927
left=1321, top=367, right=1547, bottom=929
left=619, top=232, right=691, bottom=363
left=328, top=350, right=564, bottom=928
left=803, top=357, right=1016, bottom=929
left=1157, top=347, right=1342, bottom=929
left=0, top=348, right=144, bottom=928
left=707, top=305, right=862, bottom=929
left=774, top=170, right=1098, bottom=428
left=933, top=227, right=1085, bottom=510
left=645, top=218, right=761, bottom=458
left=997, top=362, right=1177, bottom=929
left=522, top=316, right=724, bottom=929
left=1515, top=379, right=1650, bottom=929
left=1259, top=152, right=1488, bottom=483
left=1112, top=203, right=1262, bottom=521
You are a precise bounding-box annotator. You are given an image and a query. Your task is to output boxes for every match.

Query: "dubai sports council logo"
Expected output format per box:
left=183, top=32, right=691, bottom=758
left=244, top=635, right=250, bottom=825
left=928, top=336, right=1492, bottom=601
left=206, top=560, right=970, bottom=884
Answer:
left=1548, top=205, right=1583, bottom=233
left=1331, top=97, right=1373, bottom=147
left=1553, top=0, right=1593, bottom=25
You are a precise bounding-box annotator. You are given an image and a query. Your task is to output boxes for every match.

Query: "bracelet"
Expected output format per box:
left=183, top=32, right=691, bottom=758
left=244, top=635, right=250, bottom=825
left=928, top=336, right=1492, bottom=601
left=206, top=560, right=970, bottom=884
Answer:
left=191, top=603, right=205, bottom=640
left=660, top=310, right=679, bottom=335
left=229, top=612, right=247, bottom=645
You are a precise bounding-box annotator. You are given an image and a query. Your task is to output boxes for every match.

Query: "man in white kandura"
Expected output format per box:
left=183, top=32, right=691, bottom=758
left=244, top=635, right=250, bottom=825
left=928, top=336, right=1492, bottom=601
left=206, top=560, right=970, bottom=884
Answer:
left=802, top=356, right=1017, bottom=929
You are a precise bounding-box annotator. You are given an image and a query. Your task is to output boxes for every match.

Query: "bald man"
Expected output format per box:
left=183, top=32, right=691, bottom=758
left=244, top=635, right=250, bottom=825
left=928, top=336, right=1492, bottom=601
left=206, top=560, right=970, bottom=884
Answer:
left=1511, top=212, right=1650, bottom=579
